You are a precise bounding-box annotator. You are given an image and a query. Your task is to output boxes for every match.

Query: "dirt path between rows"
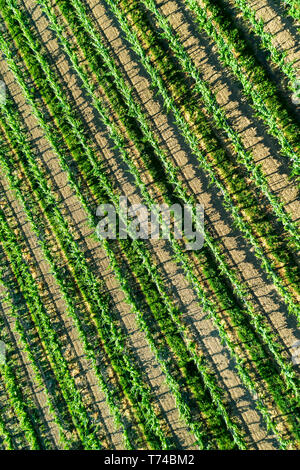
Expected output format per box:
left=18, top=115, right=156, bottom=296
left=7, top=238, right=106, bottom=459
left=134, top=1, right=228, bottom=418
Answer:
left=162, top=0, right=299, bottom=218
left=83, top=0, right=297, bottom=448
left=13, top=0, right=199, bottom=449
left=0, top=53, right=125, bottom=448
left=0, top=0, right=298, bottom=449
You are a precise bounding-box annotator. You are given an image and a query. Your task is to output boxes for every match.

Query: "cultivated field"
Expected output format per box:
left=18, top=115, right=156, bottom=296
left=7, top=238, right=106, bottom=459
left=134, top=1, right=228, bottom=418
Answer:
left=0, top=0, right=299, bottom=450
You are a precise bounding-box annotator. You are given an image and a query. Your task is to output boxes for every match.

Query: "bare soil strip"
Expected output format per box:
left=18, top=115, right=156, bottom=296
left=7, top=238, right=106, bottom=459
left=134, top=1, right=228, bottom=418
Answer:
left=88, top=0, right=299, bottom=445
left=159, top=0, right=299, bottom=218
left=6, top=0, right=198, bottom=448
left=79, top=0, right=297, bottom=447
left=0, top=56, right=126, bottom=449
left=88, top=0, right=298, bottom=360
left=0, top=0, right=298, bottom=449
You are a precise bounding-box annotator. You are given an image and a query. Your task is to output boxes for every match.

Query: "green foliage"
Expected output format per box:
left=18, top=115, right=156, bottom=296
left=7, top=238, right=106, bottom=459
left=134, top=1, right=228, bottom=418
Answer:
left=0, top=0, right=299, bottom=451
left=185, top=0, right=300, bottom=177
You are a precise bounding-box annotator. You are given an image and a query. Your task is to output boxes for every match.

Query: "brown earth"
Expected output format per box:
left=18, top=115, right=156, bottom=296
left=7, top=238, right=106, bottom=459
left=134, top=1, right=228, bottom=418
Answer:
left=0, top=0, right=299, bottom=450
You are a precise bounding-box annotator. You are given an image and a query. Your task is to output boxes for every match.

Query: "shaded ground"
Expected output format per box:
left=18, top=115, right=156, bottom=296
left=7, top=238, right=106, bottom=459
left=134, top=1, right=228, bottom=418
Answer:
left=0, top=0, right=299, bottom=450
